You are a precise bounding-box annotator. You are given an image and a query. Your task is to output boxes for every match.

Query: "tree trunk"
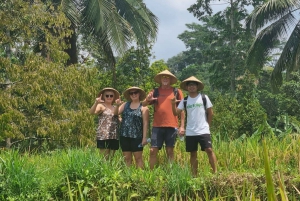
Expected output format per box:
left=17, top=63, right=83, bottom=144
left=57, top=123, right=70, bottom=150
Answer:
left=230, top=0, right=236, bottom=92
left=5, top=30, right=12, bottom=149
left=65, top=28, right=78, bottom=65
left=6, top=138, right=12, bottom=149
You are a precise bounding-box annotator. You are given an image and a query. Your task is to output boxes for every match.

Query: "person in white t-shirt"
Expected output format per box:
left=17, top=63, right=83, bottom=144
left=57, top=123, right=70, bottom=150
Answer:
left=171, top=76, right=217, bottom=176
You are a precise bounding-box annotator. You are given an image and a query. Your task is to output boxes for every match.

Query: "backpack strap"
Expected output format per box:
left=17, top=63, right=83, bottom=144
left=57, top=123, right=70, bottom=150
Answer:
left=202, top=94, right=207, bottom=110
left=153, top=88, right=159, bottom=98
left=173, top=88, right=180, bottom=107
left=183, top=96, right=188, bottom=112
left=183, top=96, right=188, bottom=126
left=153, top=88, right=159, bottom=112
left=153, top=87, right=180, bottom=111
left=202, top=94, right=208, bottom=119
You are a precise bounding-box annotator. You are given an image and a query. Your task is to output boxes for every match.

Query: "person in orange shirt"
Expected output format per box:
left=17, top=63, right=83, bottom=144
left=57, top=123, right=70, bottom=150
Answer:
left=142, top=70, right=185, bottom=169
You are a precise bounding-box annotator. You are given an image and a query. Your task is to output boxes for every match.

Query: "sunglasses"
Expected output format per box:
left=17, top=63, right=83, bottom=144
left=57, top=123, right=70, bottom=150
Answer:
left=162, top=75, right=170, bottom=79
left=187, top=83, right=197, bottom=86
left=129, top=91, right=139, bottom=95
left=105, top=94, right=114, bottom=98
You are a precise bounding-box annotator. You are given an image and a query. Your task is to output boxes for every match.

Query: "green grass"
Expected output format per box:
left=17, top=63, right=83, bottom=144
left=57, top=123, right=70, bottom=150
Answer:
left=0, top=135, right=300, bottom=200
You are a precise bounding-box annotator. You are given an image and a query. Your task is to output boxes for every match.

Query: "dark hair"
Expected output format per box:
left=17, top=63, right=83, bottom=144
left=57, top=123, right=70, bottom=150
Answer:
left=186, top=81, right=198, bottom=86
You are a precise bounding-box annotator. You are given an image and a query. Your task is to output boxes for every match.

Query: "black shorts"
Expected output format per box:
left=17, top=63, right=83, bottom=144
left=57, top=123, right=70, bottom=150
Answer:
left=185, top=134, right=212, bottom=152
left=120, top=136, right=143, bottom=152
left=97, top=139, right=119, bottom=150
left=151, top=127, right=176, bottom=149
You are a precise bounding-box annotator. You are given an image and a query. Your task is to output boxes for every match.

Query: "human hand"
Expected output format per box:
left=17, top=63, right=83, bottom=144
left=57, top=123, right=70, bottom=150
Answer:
left=115, top=98, right=123, bottom=106
left=171, top=97, right=176, bottom=104
left=95, top=94, right=104, bottom=103
left=146, top=92, right=157, bottom=102
left=142, top=137, right=148, bottom=146
left=178, top=127, right=185, bottom=136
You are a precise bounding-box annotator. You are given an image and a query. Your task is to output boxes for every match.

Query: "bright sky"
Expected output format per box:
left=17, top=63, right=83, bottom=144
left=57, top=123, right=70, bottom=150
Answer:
left=144, top=0, right=228, bottom=62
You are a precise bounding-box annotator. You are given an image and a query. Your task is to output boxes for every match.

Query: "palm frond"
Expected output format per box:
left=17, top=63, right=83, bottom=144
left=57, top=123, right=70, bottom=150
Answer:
left=60, top=0, right=80, bottom=27
left=246, top=0, right=300, bottom=34
left=271, top=22, right=300, bottom=91
left=115, top=0, right=158, bottom=45
left=81, top=0, right=128, bottom=54
left=246, top=12, right=297, bottom=74
left=105, top=10, right=132, bottom=54
left=81, top=0, right=158, bottom=55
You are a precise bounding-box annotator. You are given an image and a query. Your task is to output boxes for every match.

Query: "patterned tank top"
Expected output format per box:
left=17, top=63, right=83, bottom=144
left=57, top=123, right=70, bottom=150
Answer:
left=96, top=106, right=119, bottom=140
left=120, top=102, right=143, bottom=138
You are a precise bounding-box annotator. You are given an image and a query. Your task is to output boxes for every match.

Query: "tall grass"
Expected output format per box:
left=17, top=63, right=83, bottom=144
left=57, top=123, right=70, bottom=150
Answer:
left=0, top=136, right=299, bottom=200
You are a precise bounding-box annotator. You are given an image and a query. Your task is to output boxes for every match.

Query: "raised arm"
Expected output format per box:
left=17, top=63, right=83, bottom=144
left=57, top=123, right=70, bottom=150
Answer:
left=90, top=94, right=105, bottom=115
left=171, top=96, right=185, bottom=135
left=142, top=91, right=157, bottom=106
left=171, top=97, right=182, bottom=116
left=114, top=98, right=125, bottom=116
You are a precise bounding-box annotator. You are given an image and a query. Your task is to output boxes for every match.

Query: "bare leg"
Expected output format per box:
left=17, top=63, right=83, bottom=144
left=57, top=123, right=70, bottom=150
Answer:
left=122, top=152, right=133, bottom=167
left=133, top=151, right=144, bottom=169
left=190, top=151, right=198, bottom=177
left=205, top=148, right=217, bottom=173
left=166, top=147, right=174, bottom=162
left=149, top=147, right=159, bottom=169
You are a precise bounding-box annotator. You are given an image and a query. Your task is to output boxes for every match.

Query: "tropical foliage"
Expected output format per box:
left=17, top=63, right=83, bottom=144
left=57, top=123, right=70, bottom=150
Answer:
left=1, top=0, right=300, bottom=200
left=246, top=0, right=300, bottom=91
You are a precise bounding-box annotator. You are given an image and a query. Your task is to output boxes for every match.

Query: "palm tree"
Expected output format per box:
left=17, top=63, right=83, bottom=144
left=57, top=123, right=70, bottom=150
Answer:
left=60, top=0, right=158, bottom=83
left=50, top=0, right=159, bottom=60
left=245, top=0, right=300, bottom=91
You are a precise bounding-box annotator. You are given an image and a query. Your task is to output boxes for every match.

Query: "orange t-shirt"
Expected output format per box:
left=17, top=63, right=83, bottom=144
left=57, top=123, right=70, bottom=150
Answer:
left=152, top=87, right=183, bottom=127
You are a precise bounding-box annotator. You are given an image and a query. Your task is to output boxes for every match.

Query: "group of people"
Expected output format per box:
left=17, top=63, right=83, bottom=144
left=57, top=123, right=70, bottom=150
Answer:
left=90, top=70, right=217, bottom=176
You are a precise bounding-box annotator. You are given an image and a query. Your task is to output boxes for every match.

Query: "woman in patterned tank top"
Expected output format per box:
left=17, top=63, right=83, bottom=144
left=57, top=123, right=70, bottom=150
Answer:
left=90, top=87, right=120, bottom=159
left=114, top=87, right=149, bottom=168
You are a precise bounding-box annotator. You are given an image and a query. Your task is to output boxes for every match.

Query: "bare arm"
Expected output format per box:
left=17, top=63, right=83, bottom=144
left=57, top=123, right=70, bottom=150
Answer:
left=90, top=102, right=105, bottom=115
left=142, top=91, right=157, bottom=106
left=90, top=94, right=105, bottom=115
left=141, top=106, right=149, bottom=146
left=114, top=99, right=124, bottom=116
left=179, top=110, right=185, bottom=130
left=171, top=97, right=182, bottom=116
left=206, top=108, right=213, bottom=127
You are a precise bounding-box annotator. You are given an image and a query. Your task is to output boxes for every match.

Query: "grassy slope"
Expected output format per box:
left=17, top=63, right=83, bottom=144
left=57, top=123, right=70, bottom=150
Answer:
left=0, top=136, right=300, bottom=200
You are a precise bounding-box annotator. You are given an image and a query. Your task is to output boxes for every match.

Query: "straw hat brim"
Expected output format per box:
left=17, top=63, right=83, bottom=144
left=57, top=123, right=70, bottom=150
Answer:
left=123, top=87, right=146, bottom=101
left=97, top=87, right=120, bottom=103
left=154, top=70, right=177, bottom=85
left=180, top=76, right=204, bottom=91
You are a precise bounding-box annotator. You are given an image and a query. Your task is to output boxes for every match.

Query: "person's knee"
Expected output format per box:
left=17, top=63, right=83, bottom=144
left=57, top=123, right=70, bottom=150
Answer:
left=150, top=148, right=158, bottom=157
left=134, top=153, right=142, bottom=160
left=205, top=148, right=214, bottom=155
left=190, top=151, right=197, bottom=158
left=166, top=147, right=174, bottom=154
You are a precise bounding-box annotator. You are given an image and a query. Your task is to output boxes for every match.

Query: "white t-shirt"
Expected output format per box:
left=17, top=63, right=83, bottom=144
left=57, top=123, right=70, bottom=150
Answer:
left=177, top=93, right=213, bottom=136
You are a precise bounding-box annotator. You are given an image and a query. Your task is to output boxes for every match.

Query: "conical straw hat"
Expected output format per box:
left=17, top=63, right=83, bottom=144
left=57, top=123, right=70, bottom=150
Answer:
left=180, top=76, right=204, bottom=91
left=97, top=87, right=120, bottom=103
left=123, top=87, right=146, bottom=101
left=154, top=70, right=177, bottom=85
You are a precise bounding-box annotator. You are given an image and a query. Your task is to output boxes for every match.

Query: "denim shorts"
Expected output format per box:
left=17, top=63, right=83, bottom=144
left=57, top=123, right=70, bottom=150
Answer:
left=151, top=127, right=177, bottom=149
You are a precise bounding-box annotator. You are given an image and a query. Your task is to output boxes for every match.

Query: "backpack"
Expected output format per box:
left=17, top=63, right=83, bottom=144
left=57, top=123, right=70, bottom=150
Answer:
left=183, top=93, right=207, bottom=118
left=153, top=87, right=180, bottom=112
